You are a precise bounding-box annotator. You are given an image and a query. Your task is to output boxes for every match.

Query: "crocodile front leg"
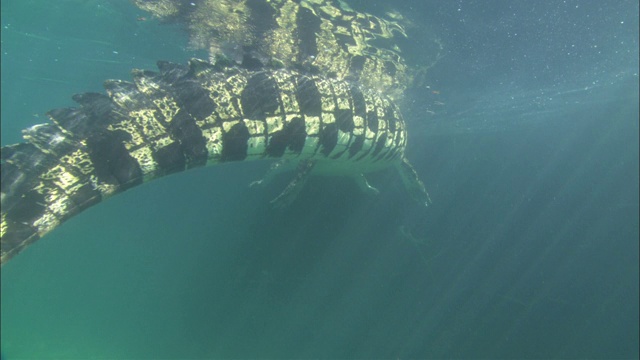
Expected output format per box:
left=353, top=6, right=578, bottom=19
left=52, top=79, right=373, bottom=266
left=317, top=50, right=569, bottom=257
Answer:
left=249, top=159, right=294, bottom=188
left=352, top=173, right=380, bottom=196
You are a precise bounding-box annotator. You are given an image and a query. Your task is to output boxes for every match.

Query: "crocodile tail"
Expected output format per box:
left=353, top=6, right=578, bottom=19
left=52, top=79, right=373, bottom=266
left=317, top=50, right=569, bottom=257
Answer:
left=1, top=125, right=103, bottom=265
left=1, top=58, right=409, bottom=264
left=0, top=60, right=218, bottom=265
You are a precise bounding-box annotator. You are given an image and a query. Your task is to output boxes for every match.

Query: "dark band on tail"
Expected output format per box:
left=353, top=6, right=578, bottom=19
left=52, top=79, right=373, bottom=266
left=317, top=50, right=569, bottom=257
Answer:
left=1, top=59, right=407, bottom=264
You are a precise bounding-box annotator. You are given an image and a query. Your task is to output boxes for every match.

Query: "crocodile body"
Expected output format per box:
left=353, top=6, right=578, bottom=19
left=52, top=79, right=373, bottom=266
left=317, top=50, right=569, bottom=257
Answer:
left=133, top=0, right=410, bottom=98
left=0, top=59, right=423, bottom=265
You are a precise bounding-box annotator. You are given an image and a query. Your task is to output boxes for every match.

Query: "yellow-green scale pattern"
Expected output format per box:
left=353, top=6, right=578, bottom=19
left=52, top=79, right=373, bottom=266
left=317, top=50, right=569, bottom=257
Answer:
left=133, top=0, right=410, bottom=99
left=0, top=59, right=407, bottom=264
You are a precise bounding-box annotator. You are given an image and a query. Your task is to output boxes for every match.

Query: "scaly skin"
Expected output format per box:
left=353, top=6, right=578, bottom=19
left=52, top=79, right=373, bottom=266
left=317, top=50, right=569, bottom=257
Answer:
left=0, top=59, right=411, bottom=265
left=132, top=0, right=410, bottom=99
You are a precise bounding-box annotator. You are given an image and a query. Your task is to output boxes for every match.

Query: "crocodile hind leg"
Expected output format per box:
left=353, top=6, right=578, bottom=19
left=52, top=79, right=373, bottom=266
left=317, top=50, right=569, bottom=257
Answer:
left=396, top=157, right=432, bottom=207
left=270, top=159, right=316, bottom=208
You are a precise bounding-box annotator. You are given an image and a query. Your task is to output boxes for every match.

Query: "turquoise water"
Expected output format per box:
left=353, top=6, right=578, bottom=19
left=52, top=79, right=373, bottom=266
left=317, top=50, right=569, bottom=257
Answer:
left=1, top=1, right=638, bottom=359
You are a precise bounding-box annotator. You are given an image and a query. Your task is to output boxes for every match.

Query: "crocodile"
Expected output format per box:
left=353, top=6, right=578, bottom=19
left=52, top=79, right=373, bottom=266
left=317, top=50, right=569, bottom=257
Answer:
left=0, top=59, right=430, bottom=265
